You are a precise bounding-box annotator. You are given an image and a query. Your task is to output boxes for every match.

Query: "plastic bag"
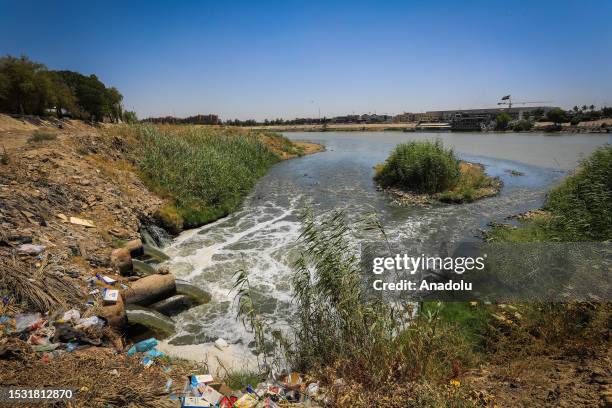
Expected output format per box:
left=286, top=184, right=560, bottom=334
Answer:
left=127, top=337, right=158, bottom=356
left=15, top=313, right=43, bottom=332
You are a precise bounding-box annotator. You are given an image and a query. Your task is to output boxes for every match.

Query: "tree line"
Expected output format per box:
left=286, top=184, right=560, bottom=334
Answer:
left=143, top=114, right=220, bottom=125
left=0, top=55, right=137, bottom=123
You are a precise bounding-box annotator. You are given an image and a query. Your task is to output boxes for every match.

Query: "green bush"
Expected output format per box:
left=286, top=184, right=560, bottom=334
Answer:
left=512, top=119, right=533, bottom=132
left=544, top=145, right=611, bottom=241
left=375, top=140, right=460, bottom=194
left=136, top=125, right=282, bottom=228
left=495, top=112, right=512, bottom=131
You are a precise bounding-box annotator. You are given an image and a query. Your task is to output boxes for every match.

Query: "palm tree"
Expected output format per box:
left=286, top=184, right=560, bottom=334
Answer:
left=589, top=104, right=595, bottom=111
left=573, top=106, right=579, bottom=112
left=582, top=105, right=588, bottom=112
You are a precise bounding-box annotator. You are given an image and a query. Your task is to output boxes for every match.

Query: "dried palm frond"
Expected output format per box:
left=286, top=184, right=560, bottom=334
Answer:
left=0, top=255, right=83, bottom=312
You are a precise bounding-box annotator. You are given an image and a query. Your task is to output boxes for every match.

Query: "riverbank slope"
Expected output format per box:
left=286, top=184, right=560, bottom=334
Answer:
left=0, top=116, right=322, bottom=406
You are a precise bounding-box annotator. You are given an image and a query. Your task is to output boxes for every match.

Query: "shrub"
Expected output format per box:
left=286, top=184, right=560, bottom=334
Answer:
left=375, top=140, right=460, bottom=194
left=544, top=144, right=611, bottom=241
left=546, top=108, right=569, bottom=124
left=136, top=125, right=282, bottom=228
left=28, top=131, right=57, bottom=143
left=494, top=113, right=512, bottom=131
left=512, top=119, right=533, bottom=132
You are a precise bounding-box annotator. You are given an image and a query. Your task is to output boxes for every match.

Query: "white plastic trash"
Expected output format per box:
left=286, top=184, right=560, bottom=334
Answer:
left=214, top=338, right=228, bottom=350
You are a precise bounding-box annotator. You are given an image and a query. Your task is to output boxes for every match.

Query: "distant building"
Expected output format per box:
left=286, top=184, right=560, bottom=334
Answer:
left=426, top=106, right=557, bottom=122
left=394, top=112, right=440, bottom=123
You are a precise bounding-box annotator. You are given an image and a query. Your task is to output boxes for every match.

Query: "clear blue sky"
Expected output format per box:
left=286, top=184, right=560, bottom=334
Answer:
left=1, top=0, right=611, bottom=120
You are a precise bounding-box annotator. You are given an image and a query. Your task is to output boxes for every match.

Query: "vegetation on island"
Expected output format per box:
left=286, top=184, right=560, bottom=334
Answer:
left=374, top=140, right=500, bottom=203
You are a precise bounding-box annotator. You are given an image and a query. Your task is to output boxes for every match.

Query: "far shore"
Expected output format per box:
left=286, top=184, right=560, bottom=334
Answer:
left=246, top=119, right=611, bottom=133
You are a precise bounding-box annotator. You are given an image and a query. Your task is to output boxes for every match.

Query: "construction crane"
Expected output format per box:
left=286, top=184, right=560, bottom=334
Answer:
left=497, top=95, right=551, bottom=109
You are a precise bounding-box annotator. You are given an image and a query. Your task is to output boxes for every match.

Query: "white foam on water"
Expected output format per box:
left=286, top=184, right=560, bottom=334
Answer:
left=161, top=193, right=306, bottom=349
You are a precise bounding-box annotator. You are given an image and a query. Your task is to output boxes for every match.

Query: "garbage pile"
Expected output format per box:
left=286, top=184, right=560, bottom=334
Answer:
left=0, top=308, right=110, bottom=361
left=125, top=338, right=325, bottom=408
left=178, top=371, right=323, bottom=408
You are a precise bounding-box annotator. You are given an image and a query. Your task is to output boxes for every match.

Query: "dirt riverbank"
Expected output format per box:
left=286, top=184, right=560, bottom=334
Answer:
left=0, top=115, right=324, bottom=406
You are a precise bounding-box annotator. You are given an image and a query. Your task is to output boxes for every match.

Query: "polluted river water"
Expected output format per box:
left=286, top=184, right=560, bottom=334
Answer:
left=156, top=131, right=610, bottom=371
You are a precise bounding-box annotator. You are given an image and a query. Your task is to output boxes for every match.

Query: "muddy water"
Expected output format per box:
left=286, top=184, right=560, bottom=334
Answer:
left=159, top=131, right=610, bottom=357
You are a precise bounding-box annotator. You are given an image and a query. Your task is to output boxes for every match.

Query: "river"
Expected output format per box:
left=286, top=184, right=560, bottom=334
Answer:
left=157, top=131, right=610, bottom=364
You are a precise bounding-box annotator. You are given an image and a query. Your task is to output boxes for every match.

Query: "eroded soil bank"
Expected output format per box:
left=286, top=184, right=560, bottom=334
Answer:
left=0, top=115, right=323, bottom=406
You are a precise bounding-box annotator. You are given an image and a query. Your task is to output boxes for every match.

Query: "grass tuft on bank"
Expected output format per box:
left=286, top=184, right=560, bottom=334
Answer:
left=483, top=145, right=611, bottom=357
left=375, top=140, right=500, bottom=203
left=134, top=125, right=296, bottom=231
left=488, top=144, right=611, bottom=242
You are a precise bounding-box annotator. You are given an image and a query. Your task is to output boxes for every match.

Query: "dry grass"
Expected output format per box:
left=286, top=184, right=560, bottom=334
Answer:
left=0, top=345, right=174, bottom=407
left=28, top=130, right=58, bottom=143
left=0, top=255, right=83, bottom=313
left=437, top=162, right=501, bottom=203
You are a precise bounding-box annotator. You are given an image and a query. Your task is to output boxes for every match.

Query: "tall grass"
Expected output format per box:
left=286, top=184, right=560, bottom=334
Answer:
left=232, top=209, right=475, bottom=403
left=135, top=125, right=283, bottom=229
left=544, top=144, right=611, bottom=241
left=485, top=145, right=612, bottom=357
left=290, top=210, right=473, bottom=388
left=375, top=140, right=460, bottom=194
left=488, top=144, right=611, bottom=242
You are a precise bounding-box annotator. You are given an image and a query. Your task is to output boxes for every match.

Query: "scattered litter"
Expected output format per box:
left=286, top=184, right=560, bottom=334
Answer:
left=127, top=337, right=158, bottom=356
left=103, top=288, right=119, bottom=304
left=89, top=289, right=100, bottom=295
left=32, top=343, right=59, bottom=352
left=62, top=309, right=81, bottom=322
left=191, top=374, right=214, bottom=387
left=27, top=333, right=48, bottom=345
left=284, top=372, right=303, bottom=390
left=198, top=385, right=223, bottom=405
left=109, top=369, right=119, bottom=376
left=97, top=274, right=117, bottom=285
left=305, top=382, right=320, bottom=397
left=214, top=337, right=229, bottom=350
left=69, top=216, right=95, bottom=227
left=182, top=397, right=211, bottom=407
left=145, top=348, right=165, bottom=359
left=75, top=316, right=104, bottom=329
left=17, top=243, right=46, bottom=255
left=165, top=378, right=173, bottom=392
left=15, top=313, right=43, bottom=332
left=56, top=213, right=68, bottom=222
left=234, top=393, right=257, bottom=408
left=142, top=357, right=154, bottom=368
